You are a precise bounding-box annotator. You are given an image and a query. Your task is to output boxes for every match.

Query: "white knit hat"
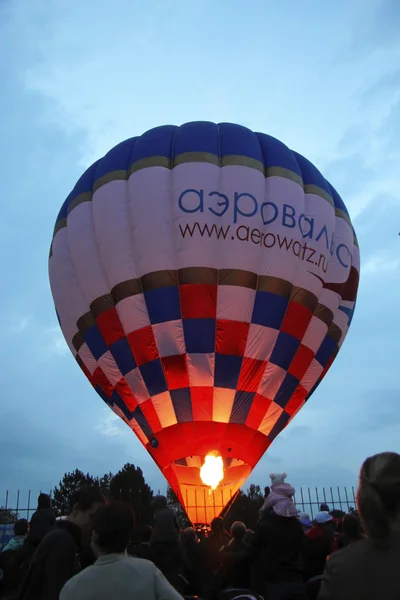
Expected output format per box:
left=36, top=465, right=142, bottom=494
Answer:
left=270, top=472, right=287, bottom=486
left=315, top=511, right=333, bottom=524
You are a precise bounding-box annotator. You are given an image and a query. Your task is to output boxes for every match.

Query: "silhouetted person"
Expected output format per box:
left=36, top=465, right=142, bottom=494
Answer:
left=251, top=487, right=306, bottom=600
left=150, top=496, right=181, bottom=587
left=60, top=501, right=183, bottom=600
left=1, top=519, right=28, bottom=553
left=128, top=525, right=153, bottom=560
left=259, top=473, right=297, bottom=521
left=318, top=452, right=400, bottom=600
left=181, top=527, right=203, bottom=596
left=338, top=514, right=364, bottom=549
left=304, top=512, right=337, bottom=581
left=28, top=494, right=56, bottom=545
left=0, top=519, right=29, bottom=598
left=201, top=517, right=231, bottom=598
left=218, top=521, right=250, bottom=591
left=18, top=486, right=104, bottom=600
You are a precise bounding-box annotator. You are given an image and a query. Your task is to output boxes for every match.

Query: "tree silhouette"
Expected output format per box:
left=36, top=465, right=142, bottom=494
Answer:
left=52, top=469, right=98, bottom=517
left=225, top=484, right=264, bottom=530
left=98, top=472, right=113, bottom=497
left=0, top=507, right=18, bottom=524
left=109, top=463, right=154, bottom=525
left=166, top=485, right=190, bottom=528
left=246, top=484, right=264, bottom=505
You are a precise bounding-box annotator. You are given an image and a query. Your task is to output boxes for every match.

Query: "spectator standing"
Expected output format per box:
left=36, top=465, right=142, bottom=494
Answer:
left=181, top=527, right=203, bottom=597
left=60, top=501, right=183, bottom=600
left=150, top=495, right=182, bottom=586
left=1, top=520, right=28, bottom=553
left=218, top=521, right=250, bottom=591
left=0, top=520, right=29, bottom=599
left=318, top=452, right=400, bottom=600
left=17, top=486, right=104, bottom=600
left=251, top=477, right=306, bottom=600
left=28, top=494, right=55, bottom=545
left=338, top=514, right=364, bottom=549
left=128, top=525, right=153, bottom=560
left=303, top=512, right=337, bottom=581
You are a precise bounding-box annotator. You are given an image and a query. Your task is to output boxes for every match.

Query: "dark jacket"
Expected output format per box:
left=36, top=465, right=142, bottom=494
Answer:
left=151, top=507, right=180, bottom=545
left=201, top=530, right=231, bottom=577
left=251, top=512, right=305, bottom=586
left=28, top=508, right=56, bottom=544
left=303, top=524, right=338, bottom=581
left=219, top=539, right=250, bottom=590
left=17, top=520, right=81, bottom=600
left=318, top=532, right=400, bottom=600
left=0, top=544, right=26, bottom=597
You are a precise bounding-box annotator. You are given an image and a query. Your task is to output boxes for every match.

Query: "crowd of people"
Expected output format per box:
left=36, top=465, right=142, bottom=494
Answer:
left=1, top=451, right=400, bottom=600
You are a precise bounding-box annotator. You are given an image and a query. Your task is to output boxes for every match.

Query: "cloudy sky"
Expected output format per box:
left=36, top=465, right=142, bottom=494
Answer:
left=1, top=0, right=399, bottom=510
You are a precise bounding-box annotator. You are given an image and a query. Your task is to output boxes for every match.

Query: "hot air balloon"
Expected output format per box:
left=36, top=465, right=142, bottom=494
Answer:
left=49, top=122, right=360, bottom=525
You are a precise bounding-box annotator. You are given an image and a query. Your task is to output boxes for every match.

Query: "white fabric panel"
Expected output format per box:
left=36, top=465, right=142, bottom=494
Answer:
left=258, top=363, right=286, bottom=399
left=217, top=286, right=255, bottom=322
left=125, top=368, right=150, bottom=404
left=244, top=325, right=279, bottom=360
left=187, top=353, right=215, bottom=387
left=300, top=359, right=324, bottom=393
left=213, top=388, right=235, bottom=423
left=152, top=320, right=185, bottom=357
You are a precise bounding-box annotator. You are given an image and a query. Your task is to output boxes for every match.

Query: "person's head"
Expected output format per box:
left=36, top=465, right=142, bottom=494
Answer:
left=230, top=521, right=246, bottom=541
left=182, top=527, right=197, bottom=544
left=151, top=495, right=168, bottom=512
left=244, top=528, right=254, bottom=543
left=68, top=486, right=105, bottom=529
left=298, top=512, right=312, bottom=529
left=320, top=502, right=330, bottom=512
left=342, top=513, right=363, bottom=540
left=314, top=511, right=334, bottom=532
left=37, top=493, right=51, bottom=509
left=357, top=452, right=400, bottom=538
left=139, top=525, right=153, bottom=543
left=264, top=486, right=270, bottom=498
left=211, top=516, right=224, bottom=534
left=14, top=518, right=29, bottom=537
left=91, top=501, right=135, bottom=557
left=270, top=472, right=287, bottom=487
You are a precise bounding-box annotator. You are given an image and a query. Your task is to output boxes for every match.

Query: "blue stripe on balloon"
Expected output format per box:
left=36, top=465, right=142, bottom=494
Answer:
left=55, top=122, right=349, bottom=227
left=95, top=385, right=112, bottom=406
left=172, top=121, right=220, bottom=156
left=183, top=319, right=216, bottom=354
left=229, top=391, right=255, bottom=424
left=269, top=411, right=290, bottom=442
left=214, top=354, right=243, bottom=389
left=274, top=373, right=299, bottom=409
left=132, top=405, right=153, bottom=439
left=315, top=335, right=337, bottom=368
left=251, top=291, right=288, bottom=329
left=139, top=360, right=168, bottom=396
left=83, top=325, right=108, bottom=361
left=170, top=388, right=193, bottom=423
left=144, top=287, right=181, bottom=324
left=110, top=338, right=136, bottom=376
left=270, top=332, right=300, bottom=371
left=339, top=305, right=353, bottom=320
left=111, top=389, right=133, bottom=421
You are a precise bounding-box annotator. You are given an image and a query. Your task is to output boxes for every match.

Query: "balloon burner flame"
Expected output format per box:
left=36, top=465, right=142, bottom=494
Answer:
left=200, top=454, right=224, bottom=490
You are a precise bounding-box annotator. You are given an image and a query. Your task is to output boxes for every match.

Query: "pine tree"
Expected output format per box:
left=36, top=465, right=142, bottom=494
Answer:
left=52, top=469, right=98, bottom=517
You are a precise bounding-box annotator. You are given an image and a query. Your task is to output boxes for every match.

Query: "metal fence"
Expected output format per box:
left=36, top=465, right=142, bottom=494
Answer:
left=293, top=486, right=356, bottom=518
left=1, top=485, right=357, bottom=525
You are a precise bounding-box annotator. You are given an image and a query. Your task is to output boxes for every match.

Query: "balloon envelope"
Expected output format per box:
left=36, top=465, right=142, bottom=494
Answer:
left=49, top=122, right=360, bottom=524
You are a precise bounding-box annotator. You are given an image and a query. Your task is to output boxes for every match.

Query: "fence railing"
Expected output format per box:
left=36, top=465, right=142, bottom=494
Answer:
left=1, top=485, right=357, bottom=525
left=293, top=486, right=356, bottom=518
